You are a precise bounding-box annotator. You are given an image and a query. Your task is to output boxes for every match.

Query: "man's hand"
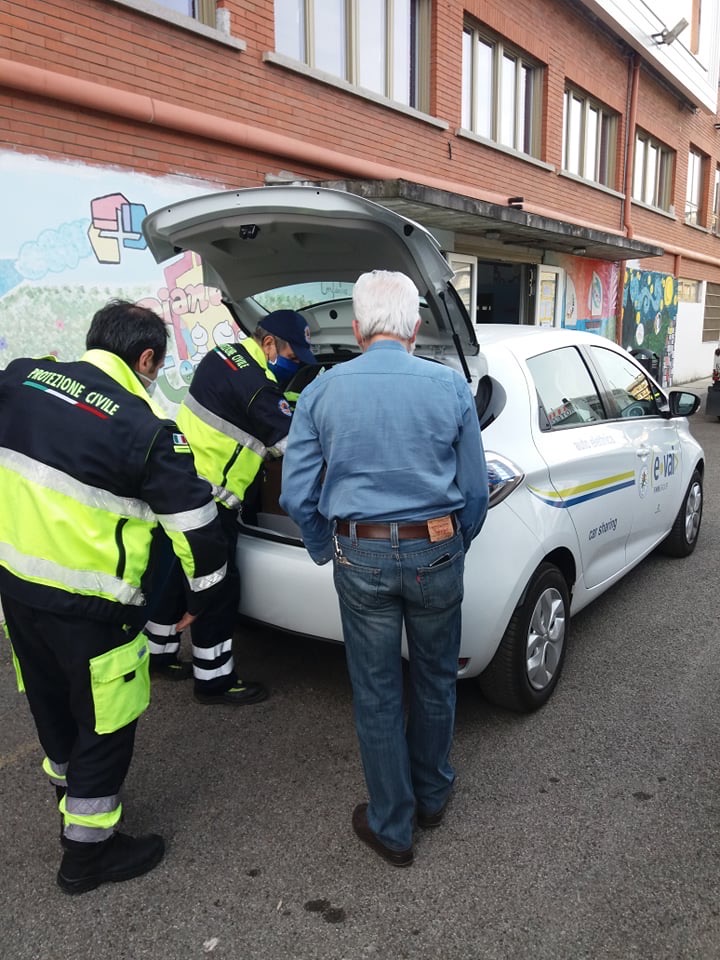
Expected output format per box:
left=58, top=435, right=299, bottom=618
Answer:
left=175, top=611, right=197, bottom=632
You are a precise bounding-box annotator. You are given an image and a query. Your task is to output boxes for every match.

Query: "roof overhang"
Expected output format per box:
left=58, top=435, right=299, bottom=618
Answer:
left=315, top=178, right=664, bottom=262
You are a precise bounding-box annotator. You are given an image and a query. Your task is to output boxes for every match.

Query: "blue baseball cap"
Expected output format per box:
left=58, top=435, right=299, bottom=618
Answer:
left=260, top=310, right=316, bottom=365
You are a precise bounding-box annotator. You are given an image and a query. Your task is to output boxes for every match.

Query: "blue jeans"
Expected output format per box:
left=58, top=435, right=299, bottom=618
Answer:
left=333, top=525, right=465, bottom=850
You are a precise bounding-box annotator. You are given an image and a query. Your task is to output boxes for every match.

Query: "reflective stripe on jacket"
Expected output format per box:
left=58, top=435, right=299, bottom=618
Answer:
left=176, top=338, right=293, bottom=508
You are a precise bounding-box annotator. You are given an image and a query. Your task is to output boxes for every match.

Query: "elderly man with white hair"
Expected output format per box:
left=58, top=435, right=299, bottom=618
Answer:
left=280, top=270, right=488, bottom=867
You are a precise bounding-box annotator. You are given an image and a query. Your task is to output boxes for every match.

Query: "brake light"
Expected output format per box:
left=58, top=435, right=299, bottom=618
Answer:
left=486, top=453, right=524, bottom=507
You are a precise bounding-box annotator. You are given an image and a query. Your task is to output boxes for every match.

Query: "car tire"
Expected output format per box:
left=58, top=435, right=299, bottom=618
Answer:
left=658, top=469, right=703, bottom=558
left=478, top=562, right=570, bottom=713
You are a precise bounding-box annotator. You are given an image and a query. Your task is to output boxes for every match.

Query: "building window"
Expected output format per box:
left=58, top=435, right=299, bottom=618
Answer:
left=685, top=148, right=705, bottom=225
left=562, top=88, right=617, bottom=188
left=461, top=22, right=542, bottom=158
left=703, top=283, right=720, bottom=342
left=632, top=131, right=674, bottom=212
left=274, top=0, right=430, bottom=111
left=153, top=0, right=215, bottom=26
left=677, top=278, right=701, bottom=303
left=712, top=166, right=720, bottom=236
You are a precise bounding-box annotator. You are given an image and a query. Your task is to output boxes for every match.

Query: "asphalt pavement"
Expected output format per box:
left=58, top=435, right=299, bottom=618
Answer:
left=1, top=378, right=719, bottom=960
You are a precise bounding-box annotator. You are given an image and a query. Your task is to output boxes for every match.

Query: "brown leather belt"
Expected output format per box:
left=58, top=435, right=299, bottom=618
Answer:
left=335, top=515, right=455, bottom=541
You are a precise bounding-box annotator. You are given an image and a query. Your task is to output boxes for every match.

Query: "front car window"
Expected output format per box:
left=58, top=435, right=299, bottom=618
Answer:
left=461, top=21, right=543, bottom=158
left=526, top=347, right=605, bottom=429
left=274, top=0, right=430, bottom=111
left=589, top=347, right=664, bottom=418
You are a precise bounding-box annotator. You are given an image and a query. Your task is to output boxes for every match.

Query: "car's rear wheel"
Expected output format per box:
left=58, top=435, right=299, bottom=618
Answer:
left=658, top=469, right=703, bottom=558
left=478, top=562, right=569, bottom=712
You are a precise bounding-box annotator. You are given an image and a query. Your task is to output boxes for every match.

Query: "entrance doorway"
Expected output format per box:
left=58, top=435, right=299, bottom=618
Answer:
left=476, top=261, right=526, bottom=324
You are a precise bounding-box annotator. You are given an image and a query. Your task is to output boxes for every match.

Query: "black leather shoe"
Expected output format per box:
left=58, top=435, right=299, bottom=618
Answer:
left=352, top=803, right=413, bottom=867
left=194, top=680, right=268, bottom=706
left=417, top=791, right=453, bottom=829
left=57, top=832, right=165, bottom=894
left=150, top=659, right=193, bottom=681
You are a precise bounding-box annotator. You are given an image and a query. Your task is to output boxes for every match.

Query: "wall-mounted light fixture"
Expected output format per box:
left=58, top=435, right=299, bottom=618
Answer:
left=484, top=230, right=501, bottom=240
left=651, top=17, right=688, bottom=45
left=572, top=247, right=587, bottom=256
left=507, top=196, right=524, bottom=209
left=714, top=122, right=720, bottom=130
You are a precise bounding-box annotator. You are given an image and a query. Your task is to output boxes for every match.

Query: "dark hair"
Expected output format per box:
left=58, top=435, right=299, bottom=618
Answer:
left=86, top=299, right=168, bottom=368
left=253, top=324, right=289, bottom=352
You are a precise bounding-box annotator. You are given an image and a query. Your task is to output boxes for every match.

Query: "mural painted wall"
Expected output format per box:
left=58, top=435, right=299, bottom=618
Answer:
left=548, top=253, right=620, bottom=341
left=620, top=268, right=677, bottom=387
left=0, top=151, right=239, bottom=413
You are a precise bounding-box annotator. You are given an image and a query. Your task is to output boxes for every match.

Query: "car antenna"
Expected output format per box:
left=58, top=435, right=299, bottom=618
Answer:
left=438, top=290, right=472, bottom=383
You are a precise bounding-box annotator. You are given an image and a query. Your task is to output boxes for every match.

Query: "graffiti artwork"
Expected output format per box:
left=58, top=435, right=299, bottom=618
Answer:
left=551, top=254, right=619, bottom=340
left=621, top=268, right=677, bottom=387
left=0, top=151, right=237, bottom=413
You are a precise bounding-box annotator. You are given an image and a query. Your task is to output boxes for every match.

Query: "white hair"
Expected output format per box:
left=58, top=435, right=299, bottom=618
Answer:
left=352, top=271, right=420, bottom=341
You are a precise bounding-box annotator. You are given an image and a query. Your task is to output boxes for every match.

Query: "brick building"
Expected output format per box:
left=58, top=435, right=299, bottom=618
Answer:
left=2, top=0, right=720, bottom=392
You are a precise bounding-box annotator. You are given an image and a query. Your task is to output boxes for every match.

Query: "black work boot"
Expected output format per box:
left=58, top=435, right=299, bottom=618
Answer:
left=57, top=832, right=165, bottom=894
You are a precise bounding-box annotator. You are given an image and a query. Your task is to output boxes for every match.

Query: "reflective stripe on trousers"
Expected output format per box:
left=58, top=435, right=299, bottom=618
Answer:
left=42, top=755, right=68, bottom=788
left=60, top=793, right=123, bottom=842
left=192, top=637, right=235, bottom=681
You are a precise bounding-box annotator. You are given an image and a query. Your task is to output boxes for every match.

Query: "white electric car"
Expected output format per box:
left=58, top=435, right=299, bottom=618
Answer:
left=143, top=186, right=704, bottom=712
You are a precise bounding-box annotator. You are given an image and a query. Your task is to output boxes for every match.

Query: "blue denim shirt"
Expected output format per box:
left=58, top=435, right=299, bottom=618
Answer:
left=279, top=340, right=489, bottom=564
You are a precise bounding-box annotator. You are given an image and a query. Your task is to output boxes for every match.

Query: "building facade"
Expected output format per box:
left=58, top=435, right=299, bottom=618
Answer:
left=2, top=0, right=720, bottom=396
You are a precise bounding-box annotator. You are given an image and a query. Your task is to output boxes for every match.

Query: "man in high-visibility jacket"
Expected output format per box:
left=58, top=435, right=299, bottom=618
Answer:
left=0, top=300, right=227, bottom=894
left=146, top=310, right=316, bottom=704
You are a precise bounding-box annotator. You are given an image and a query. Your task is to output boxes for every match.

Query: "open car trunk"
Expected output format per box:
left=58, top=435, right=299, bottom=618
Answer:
left=141, top=185, right=488, bottom=541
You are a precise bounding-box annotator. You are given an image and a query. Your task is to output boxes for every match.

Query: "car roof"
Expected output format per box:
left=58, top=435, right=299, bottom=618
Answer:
left=475, top=324, right=628, bottom=359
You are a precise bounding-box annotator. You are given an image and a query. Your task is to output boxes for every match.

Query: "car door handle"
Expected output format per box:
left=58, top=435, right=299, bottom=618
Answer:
left=636, top=446, right=651, bottom=458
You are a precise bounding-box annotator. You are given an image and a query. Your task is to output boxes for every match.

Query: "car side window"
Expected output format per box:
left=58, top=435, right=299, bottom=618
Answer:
left=526, top=347, right=605, bottom=429
left=589, top=347, right=663, bottom=418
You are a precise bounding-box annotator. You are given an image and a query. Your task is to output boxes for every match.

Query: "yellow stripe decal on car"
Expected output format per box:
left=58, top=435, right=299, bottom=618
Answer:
left=529, top=471, right=635, bottom=508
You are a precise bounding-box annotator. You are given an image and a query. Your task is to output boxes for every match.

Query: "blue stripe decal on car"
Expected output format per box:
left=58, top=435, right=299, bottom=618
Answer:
left=531, top=478, right=636, bottom=508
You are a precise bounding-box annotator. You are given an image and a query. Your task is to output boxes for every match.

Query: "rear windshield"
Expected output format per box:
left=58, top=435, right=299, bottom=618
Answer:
left=255, top=282, right=354, bottom=318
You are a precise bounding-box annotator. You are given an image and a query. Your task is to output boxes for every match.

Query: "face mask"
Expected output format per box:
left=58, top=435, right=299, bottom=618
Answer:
left=137, top=372, right=157, bottom=397
left=269, top=355, right=301, bottom=384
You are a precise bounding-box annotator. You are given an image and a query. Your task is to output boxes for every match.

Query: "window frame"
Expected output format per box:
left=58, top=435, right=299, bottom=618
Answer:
left=562, top=86, right=617, bottom=188
left=105, top=0, right=246, bottom=47
left=703, top=282, right=720, bottom=343
left=632, top=130, right=674, bottom=213
left=140, top=0, right=215, bottom=27
left=685, top=147, right=706, bottom=226
left=274, top=0, right=431, bottom=112
left=461, top=20, right=543, bottom=159
left=711, top=166, right=720, bottom=237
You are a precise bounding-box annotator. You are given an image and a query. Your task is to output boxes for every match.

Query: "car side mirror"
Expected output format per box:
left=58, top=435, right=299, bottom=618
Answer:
left=667, top=390, right=701, bottom=418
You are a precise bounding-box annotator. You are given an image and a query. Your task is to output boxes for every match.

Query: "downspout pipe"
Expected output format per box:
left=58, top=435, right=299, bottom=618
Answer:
left=623, top=53, right=641, bottom=242
left=616, top=52, right=641, bottom=344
